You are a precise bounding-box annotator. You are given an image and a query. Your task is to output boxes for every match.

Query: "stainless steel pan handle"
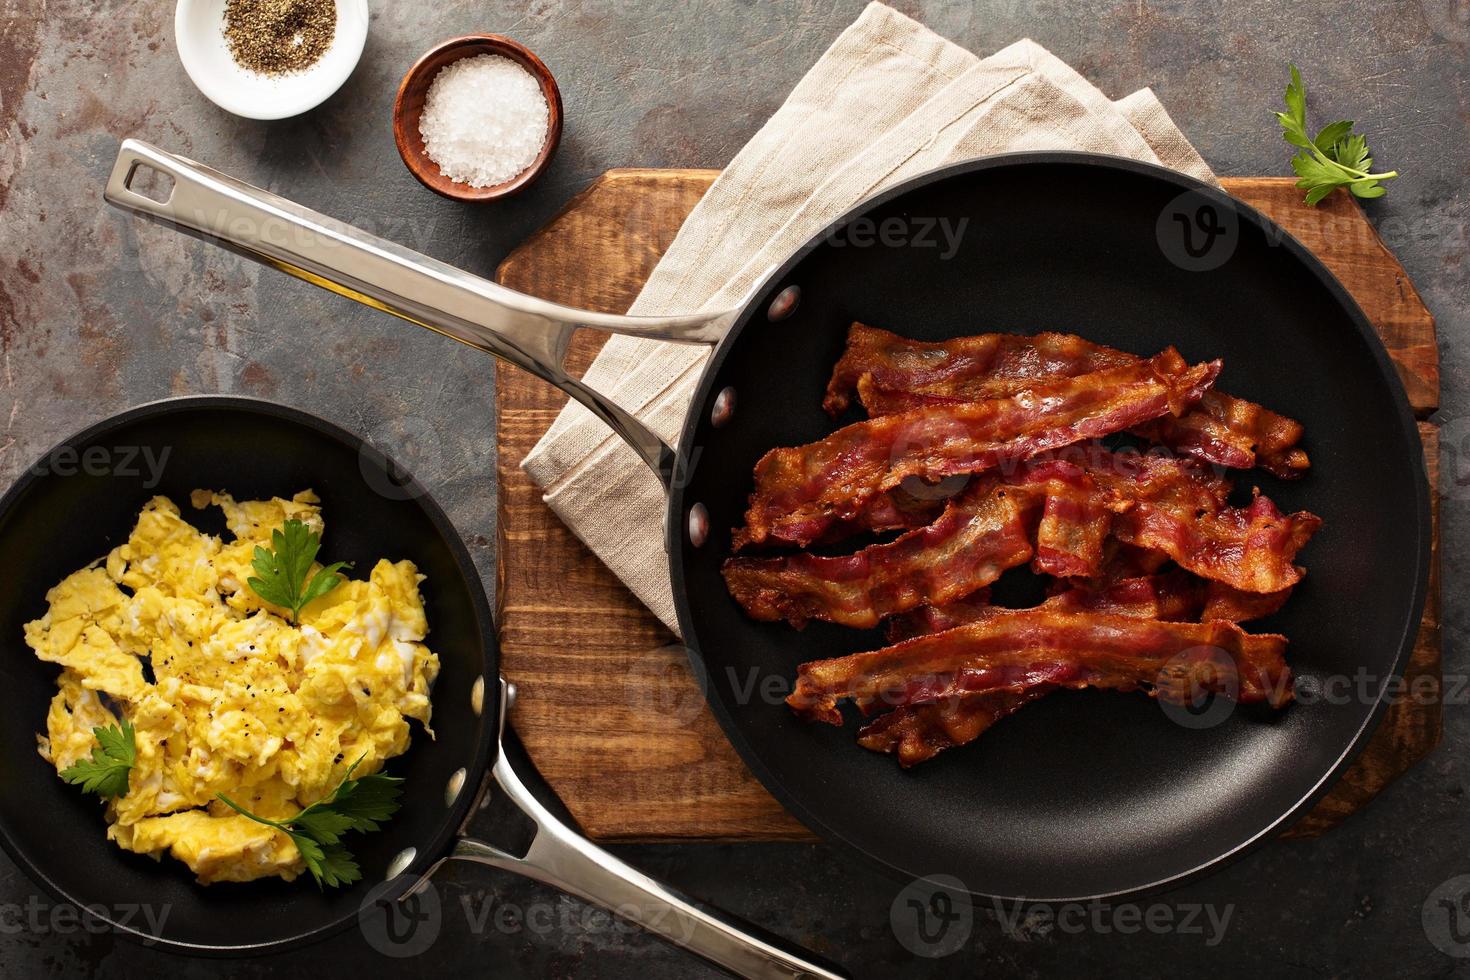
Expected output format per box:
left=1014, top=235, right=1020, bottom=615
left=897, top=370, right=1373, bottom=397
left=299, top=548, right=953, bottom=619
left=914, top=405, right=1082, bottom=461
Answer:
left=103, top=139, right=743, bottom=486
left=105, top=141, right=839, bottom=979
left=449, top=681, right=845, bottom=980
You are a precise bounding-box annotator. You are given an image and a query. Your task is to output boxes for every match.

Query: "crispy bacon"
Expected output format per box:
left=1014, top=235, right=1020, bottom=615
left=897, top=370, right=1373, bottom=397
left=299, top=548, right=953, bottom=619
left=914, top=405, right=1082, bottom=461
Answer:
left=1136, top=394, right=1308, bottom=480
left=725, top=460, right=1121, bottom=627
left=1081, top=540, right=1173, bottom=586
left=1055, top=447, right=1319, bottom=594
left=721, top=478, right=1033, bottom=629
left=826, top=323, right=1308, bottom=478
left=888, top=572, right=1289, bottom=644
left=735, top=351, right=1220, bottom=550
left=825, top=328, right=1133, bottom=415
left=1204, top=581, right=1293, bottom=622
left=856, top=687, right=1053, bottom=767
left=728, top=328, right=1315, bottom=769
left=889, top=583, right=1161, bottom=645
left=1033, top=473, right=1112, bottom=579
left=867, top=573, right=1290, bottom=765
left=1111, top=490, right=1319, bottom=594
left=789, top=610, right=1293, bottom=726
left=728, top=444, right=1313, bottom=626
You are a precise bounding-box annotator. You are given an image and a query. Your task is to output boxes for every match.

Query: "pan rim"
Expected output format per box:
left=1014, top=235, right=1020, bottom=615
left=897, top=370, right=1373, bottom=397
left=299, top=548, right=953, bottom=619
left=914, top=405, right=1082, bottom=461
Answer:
left=665, top=150, right=1433, bottom=902
left=0, top=393, right=499, bottom=954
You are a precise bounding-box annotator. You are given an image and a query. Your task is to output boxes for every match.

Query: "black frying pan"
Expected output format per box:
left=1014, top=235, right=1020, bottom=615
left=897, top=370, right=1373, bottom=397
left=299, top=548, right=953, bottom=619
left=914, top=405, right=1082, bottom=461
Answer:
left=99, top=142, right=1430, bottom=906
left=0, top=397, right=844, bottom=976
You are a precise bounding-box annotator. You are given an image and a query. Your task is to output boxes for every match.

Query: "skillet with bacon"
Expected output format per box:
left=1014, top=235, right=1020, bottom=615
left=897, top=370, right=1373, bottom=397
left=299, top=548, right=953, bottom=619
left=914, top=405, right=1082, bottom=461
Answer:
left=722, top=323, right=1320, bottom=767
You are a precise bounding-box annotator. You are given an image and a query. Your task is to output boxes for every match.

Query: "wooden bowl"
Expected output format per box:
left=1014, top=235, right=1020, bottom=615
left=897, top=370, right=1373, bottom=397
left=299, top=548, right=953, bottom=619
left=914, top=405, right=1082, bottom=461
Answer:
left=392, top=34, right=563, bottom=202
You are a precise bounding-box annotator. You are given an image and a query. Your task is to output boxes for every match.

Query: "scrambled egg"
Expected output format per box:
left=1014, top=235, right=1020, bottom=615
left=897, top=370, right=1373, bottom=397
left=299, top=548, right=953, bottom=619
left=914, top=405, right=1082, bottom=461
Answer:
left=27, top=490, right=439, bottom=884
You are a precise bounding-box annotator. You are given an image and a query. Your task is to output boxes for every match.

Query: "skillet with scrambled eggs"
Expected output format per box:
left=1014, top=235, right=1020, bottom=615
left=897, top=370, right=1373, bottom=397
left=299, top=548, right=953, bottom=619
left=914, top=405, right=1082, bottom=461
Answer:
left=26, top=490, right=439, bottom=884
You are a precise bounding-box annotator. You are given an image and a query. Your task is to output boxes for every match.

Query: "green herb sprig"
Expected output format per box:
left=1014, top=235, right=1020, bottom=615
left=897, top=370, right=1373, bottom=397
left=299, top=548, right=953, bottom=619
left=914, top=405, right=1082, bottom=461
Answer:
left=246, top=519, right=350, bottom=624
left=1275, top=65, right=1398, bottom=205
left=218, top=756, right=403, bottom=889
left=60, top=719, right=136, bottom=798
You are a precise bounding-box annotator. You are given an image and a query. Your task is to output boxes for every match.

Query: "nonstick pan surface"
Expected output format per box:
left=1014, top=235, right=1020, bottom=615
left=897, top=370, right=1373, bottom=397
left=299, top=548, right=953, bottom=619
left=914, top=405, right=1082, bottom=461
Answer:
left=667, top=154, right=1431, bottom=900
left=0, top=397, right=497, bottom=952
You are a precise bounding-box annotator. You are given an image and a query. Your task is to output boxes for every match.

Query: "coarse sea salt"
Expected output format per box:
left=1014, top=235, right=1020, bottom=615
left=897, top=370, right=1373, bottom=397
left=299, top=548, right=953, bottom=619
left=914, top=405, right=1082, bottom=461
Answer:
left=419, top=54, right=550, bottom=189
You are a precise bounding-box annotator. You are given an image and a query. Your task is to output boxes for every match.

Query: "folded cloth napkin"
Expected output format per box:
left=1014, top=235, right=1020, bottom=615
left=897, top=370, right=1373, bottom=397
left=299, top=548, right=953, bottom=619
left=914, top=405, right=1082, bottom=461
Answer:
left=521, top=1, right=1219, bottom=634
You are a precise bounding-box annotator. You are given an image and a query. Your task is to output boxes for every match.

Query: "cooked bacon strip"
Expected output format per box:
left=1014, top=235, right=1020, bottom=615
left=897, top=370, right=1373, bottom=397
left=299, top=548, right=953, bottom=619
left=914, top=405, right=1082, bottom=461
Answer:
left=885, top=594, right=996, bottom=644
left=887, top=571, right=1200, bottom=645
left=825, top=328, right=1133, bottom=415
left=1203, top=581, right=1293, bottom=622
left=826, top=323, right=1308, bottom=478
left=888, top=571, right=1289, bottom=644
left=788, top=610, right=1293, bottom=725
left=721, top=479, right=1033, bottom=629
left=725, top=459, right=1113, bottom=628
left=1074, top=539, right=1173, bottom=587
left=1051, top=570, right=1293, bottom=625
left=1008, top=448, right=1316, bottom=593
left=813, top=444, right=1232, bottom=544
left=1111, top=490, right=1319, bottom=594
left=810, top=485, right=949, bottom=543
left=856, top=687, right=1053, bottom=767
left=867, top=573, right=1289, bottom=765
left=1033, top=476, right=1112, bottom=579
left=884, top=590, right=994, bottom=643
left=735, top=350, right=1220, bottom=550
left=1073, top=445, right=1231, bottom=513
left=1047, top=447, right=1319, bottom=593
left=1136, top=394, right=1308, bottom=480
left=728, top=447, right=1311, bottom=625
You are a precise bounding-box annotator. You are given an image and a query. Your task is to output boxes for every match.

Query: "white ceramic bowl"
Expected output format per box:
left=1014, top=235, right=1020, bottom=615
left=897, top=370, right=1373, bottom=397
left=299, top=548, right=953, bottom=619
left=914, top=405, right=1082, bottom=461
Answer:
left=174, top=0, right=369, bottom=120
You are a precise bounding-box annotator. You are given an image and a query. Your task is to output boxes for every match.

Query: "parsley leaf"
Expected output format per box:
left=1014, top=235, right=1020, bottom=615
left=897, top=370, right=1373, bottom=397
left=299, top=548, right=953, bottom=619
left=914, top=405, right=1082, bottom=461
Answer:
left=60, top=719, right=136, bottom=798
left=309, top=840, right=362, bottom=889
left=246, top=519, right=350, bottom=624
left=1275, top=64, right=1398, bottom=205
left=216, top=755, right=403, bottom=889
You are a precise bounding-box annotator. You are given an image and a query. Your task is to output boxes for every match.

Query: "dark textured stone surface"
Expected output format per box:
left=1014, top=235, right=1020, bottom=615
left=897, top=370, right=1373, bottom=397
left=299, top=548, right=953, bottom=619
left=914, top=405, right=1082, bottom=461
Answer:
left=0, top=1, right=1466, bottom=976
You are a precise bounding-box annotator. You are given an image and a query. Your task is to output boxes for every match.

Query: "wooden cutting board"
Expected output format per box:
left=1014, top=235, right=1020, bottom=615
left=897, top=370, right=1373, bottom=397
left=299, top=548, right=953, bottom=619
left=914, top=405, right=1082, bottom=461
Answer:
left=493, top=169, right=1441, bottom=842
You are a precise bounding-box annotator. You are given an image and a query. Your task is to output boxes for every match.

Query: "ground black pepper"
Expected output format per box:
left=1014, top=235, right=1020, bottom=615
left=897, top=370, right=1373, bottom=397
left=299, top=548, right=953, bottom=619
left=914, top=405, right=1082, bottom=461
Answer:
left=223, top=0, right=336, bottom=76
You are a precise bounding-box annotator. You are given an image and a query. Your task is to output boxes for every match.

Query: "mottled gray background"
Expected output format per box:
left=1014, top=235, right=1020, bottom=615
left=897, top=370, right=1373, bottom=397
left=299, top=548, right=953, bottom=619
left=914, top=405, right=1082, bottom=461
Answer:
left=1, top=0, right=1467, bottom=976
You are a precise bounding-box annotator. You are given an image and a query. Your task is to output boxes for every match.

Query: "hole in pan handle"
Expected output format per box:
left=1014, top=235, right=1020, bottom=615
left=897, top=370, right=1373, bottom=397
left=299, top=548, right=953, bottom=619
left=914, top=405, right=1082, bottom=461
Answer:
left=103, top=139, right=753, bottom=490
left=454, top=679, right=846, bottom=980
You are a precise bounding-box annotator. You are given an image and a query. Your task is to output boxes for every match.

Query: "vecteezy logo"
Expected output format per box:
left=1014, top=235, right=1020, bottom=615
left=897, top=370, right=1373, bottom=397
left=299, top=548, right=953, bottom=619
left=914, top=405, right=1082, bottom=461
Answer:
left=1156, top=645, right=1241, bottom=730
left=889, top=874, right=974, bottom=958
left=622, top=643, right=709, bottom=723
left=1423, top=875, right=1470, bottom=957
left=358, top=876, right=442, bottom=958
left=1156, top=190, right=1239, bottom=273
left=358, top=416, right=444, bottom=502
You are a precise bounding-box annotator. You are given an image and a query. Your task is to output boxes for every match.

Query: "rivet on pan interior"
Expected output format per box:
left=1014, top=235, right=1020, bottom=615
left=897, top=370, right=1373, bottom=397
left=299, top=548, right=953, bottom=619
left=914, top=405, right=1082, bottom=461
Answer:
left=767, top=285, right=800, bottom=322
left=470, top=675, right=485, bottom=716
left=711, top=387, right=736, bottom=428
left=445, top=767, right=467, bottom=807
left=688, top=503, right=710, bottom=548
left=386, top=846, right=416, bottom=881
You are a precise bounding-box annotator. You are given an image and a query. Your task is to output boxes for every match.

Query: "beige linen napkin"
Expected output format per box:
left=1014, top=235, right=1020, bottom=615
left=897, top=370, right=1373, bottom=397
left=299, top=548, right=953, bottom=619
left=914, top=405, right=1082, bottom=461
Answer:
left=521, top=2, right=1219, bottom=633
